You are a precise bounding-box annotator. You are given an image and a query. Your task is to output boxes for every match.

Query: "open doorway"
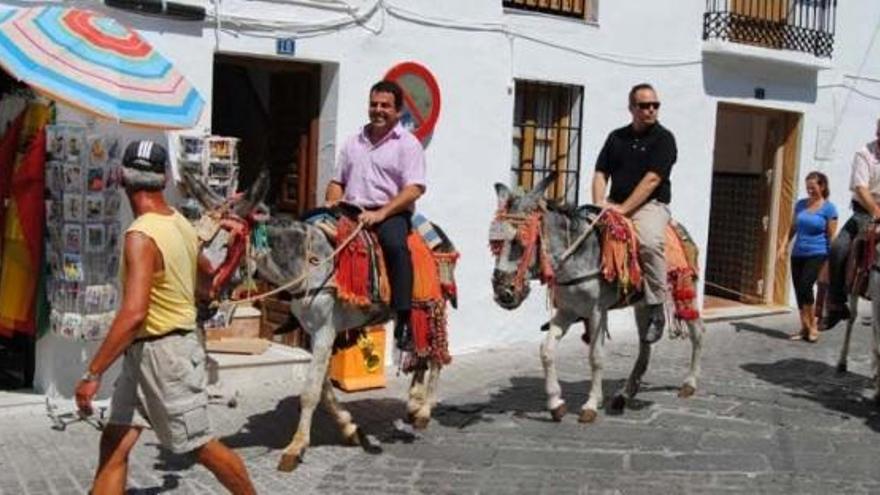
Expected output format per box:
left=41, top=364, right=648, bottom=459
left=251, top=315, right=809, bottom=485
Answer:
left=211, top=54, right=321, bottom=215
left=704, top=103, right=801, bottom=310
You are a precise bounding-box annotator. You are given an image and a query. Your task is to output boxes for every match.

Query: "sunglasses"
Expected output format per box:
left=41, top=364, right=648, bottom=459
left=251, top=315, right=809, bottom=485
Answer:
left=636, top=101, right=661, bottom=110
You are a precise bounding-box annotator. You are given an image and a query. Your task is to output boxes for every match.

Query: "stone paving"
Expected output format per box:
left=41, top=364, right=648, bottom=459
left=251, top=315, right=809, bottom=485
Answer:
left=2, top=309, right=880, bottom=494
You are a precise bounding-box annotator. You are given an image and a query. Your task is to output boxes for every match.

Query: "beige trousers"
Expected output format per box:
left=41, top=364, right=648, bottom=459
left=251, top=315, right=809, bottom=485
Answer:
left=631, top=200, right=670, bottom=305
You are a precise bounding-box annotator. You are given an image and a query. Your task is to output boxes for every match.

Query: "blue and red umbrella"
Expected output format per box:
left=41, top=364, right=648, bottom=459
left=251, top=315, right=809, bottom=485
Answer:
left=0, top=6, right=203, bottom=129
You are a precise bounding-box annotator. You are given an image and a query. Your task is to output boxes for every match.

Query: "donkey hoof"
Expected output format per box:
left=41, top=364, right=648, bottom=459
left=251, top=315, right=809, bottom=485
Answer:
left=413, top=416, right=431, bottom=430
left=549, top=403, right=567, bottom=422
left=277, top=452, right=302, bottom=472
left=678, top=384, right=696, bottom=398
left=578, top=409, right=598, bottom=424
left=836, top=362, right=848, bottom=374
left=347, top=428, right=383, bottom=454
left=608, top=395, right=626, bottom=413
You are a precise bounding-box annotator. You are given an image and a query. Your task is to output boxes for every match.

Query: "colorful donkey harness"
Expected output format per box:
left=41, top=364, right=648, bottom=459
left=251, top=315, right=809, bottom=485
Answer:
left=307, top=209, right=459, bottom=369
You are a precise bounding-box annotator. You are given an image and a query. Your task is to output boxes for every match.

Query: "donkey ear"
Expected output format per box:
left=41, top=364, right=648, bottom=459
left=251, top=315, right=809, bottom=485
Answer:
left=526, top=172, right=558, bottom=202
left=180, top=165, right=224, bottom=210
left=233, top=169, right=270, bottom=217
left=494, top=182, right=511, bottom=208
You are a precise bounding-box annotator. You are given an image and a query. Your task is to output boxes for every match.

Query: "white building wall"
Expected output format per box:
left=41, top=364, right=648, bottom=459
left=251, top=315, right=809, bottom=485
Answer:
left=41, top=0, right=880, bottom=356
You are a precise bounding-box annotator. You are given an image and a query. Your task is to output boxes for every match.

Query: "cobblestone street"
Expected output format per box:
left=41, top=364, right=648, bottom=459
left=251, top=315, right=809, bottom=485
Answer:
left=2, top=310, right=880, bottom=494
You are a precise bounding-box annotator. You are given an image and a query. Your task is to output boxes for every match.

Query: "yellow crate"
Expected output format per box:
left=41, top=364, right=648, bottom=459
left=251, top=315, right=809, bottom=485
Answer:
left=329, top=326, right=386, bottom=391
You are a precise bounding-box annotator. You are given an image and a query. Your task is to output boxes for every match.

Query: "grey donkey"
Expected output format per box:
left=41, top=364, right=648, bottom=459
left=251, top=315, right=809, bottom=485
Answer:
left=490, top=174, right=704, bottom=423
left=182, top=169, right=450, bottom=471
left=831, top=227, right=880, bottom=402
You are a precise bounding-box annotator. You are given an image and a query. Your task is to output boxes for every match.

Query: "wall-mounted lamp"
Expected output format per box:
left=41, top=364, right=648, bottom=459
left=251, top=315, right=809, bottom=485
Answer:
left=104, top=0, right=206, bottom=21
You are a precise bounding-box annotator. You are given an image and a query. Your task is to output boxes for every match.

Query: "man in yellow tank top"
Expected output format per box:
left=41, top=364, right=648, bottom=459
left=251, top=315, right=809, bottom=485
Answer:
left=74, top=141, right=254, bottom=494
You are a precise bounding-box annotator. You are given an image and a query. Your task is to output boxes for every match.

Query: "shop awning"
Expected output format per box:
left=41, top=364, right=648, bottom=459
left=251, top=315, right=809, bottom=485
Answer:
left=0, top=6, right=204, bottom=129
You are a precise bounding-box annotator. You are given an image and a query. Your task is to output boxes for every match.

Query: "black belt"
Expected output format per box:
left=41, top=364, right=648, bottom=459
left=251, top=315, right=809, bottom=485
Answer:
left=134, top=328, right=192, bottom=344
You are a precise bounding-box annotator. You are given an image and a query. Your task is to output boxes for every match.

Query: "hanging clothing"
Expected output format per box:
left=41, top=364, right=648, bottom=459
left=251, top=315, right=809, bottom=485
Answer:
left=0, top=101, right=49, bottom=337
left=0, top=111, right=24, bottom=258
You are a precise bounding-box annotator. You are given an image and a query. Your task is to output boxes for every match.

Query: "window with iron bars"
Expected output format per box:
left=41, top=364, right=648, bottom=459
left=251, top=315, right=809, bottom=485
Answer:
left=511, top=81, right=584, bottom=205
left=503, top=0, right=597, bottom=21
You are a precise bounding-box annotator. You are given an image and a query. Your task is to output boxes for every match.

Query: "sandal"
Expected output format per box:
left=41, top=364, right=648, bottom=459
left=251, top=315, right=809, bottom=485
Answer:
left=789, top=329, right=806, bottom=341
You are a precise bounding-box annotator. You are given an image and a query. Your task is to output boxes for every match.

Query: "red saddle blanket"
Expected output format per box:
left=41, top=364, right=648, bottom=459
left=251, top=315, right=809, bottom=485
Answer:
left=846, top=225, right=879, bottom=300
left=334, top=217, right=458, bottom=365
left=599, top=211, right=700, bottom=321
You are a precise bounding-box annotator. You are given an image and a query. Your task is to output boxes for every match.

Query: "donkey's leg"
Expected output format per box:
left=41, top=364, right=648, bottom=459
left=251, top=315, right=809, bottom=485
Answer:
left=407, top=360, right=428, bottom=425
left=579, top=309, right=606, bottom=423
left=278, top=322, right=336, bottom=472
left=541, top=310, right=576, bottom=421
left=410, top=360, right=442, bottom=430
left=869, top=272, right=880, bottom=402
left=679, top=318, right=704, bottom=398
left=837, top=294, right=860, bottom=374
left=320, top=376, right=360, bottom=444
left=610, top=306, right=652, bottom=412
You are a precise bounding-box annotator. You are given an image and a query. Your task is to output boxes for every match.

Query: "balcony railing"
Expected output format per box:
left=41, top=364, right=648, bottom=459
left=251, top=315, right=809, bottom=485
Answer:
left=703, top=0, right=837, bottom=58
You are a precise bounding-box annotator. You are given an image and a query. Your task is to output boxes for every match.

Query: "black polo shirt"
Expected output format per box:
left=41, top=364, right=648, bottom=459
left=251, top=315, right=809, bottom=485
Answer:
left=594, top=123, right=677, bottom=204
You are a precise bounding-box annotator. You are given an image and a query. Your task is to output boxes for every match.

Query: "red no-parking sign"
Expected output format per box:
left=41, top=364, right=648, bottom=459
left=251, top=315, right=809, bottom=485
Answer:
left=384, top=62, right=441, bottom=144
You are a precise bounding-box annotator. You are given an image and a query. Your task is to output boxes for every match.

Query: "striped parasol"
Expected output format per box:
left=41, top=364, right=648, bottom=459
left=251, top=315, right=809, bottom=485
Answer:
left=0, top=6, right=203, bottom=129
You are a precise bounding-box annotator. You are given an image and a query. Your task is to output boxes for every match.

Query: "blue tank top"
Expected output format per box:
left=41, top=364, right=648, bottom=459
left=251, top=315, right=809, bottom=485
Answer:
left=792, top=199, right=837, bottom=258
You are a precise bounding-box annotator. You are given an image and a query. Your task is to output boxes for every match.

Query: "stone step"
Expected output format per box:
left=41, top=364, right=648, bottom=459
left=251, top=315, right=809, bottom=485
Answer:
left=206, top=342, right=311, bottom=396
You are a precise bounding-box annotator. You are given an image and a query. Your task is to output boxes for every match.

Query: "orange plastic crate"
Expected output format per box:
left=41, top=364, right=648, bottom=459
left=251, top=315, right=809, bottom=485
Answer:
left=329, top=326, right=386, bottom=391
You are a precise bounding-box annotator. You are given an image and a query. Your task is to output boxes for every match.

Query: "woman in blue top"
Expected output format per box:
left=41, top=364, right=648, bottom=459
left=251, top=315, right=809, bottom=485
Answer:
left=777, top=171, right=838, bottom=342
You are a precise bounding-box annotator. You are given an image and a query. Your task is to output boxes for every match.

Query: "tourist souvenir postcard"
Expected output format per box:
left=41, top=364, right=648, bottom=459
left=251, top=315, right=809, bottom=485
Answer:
left=104, top=192, right=121, bottom=220
left=85, top=285, right=103, bottom=312
left=85, top=223, right=105, bottom=253
left=180, top=134, right=204, bottom=163
left=85, top=194, right=104, bottom=222
left=82, top=314, right=106, bottom=340
left=62, top=253, right=84, bottom=282
left=63, top=224, right=82, bottom=254
left=63, top=162, right=83, bottom=192
left=106, top=224, right=121, bottom=252
left=86, top=166, right=105, bottom=192
left=87, top=135, right=108, bottom=166
left=59, top=312, right=83, bottom=339
left=63, top=194, right=83, bottom=222
left=65, top=127, right=86, bottom=162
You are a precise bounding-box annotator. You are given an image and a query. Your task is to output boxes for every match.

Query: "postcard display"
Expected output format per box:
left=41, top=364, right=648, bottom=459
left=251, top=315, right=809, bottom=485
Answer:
left=45, top=124, right=122, bottom=341
left=177, top=135, right=240, bottom=206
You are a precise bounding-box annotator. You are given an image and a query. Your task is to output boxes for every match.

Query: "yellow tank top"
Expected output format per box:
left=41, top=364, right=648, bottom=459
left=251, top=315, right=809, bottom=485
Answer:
left=124, top=210, right=199, bottom=338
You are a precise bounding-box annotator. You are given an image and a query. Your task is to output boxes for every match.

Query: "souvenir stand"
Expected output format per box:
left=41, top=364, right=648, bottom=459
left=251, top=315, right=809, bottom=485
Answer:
left=34, top=107, right=162, bottom=401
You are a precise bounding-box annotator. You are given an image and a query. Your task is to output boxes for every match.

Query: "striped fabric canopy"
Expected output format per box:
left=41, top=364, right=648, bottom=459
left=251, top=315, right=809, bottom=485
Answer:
left=0, top=6, right=203, bottom=129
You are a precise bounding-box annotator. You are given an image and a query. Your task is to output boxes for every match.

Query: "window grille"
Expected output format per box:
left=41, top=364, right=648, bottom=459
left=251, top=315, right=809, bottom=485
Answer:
left=503, top=0, right=591, bottom=21
left=511, top=80, right=584, bottom=205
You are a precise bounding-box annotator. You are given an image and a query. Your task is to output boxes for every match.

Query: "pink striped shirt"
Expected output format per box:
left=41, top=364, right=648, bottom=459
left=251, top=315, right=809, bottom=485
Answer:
left=332, top=123, right=426, bottom=208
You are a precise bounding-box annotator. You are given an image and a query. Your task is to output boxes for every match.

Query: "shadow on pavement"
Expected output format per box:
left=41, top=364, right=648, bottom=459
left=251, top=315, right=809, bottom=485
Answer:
left=741, top=357, right=880, bottom=432
left=218, top=395, right=408, bottom=451
left=432, top=375, right=633, bottom=427
left=733, top=321, right=792, bottom=340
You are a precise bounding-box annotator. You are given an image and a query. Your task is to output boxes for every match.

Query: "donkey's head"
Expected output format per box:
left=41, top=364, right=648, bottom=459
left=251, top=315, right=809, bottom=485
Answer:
left=489, top=173, right=557, bottom=309
left=181, top=167, right=270, bottom=295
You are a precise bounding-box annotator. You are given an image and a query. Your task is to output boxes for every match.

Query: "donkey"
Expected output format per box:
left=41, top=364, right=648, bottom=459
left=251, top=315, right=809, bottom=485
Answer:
left=831, top=226, right=880, bottom=401
left=490, top=175, right=704, bottom=423
left=182, top=170, right=451, bottom=471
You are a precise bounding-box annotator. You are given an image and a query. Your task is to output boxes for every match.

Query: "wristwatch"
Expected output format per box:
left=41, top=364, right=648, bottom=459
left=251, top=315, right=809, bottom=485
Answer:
left=80, top=370, right=101, bottom=382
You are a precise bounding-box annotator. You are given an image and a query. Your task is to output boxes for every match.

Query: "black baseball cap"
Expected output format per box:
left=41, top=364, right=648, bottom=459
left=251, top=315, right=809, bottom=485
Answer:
left=122, top=140, right=167, bottom=173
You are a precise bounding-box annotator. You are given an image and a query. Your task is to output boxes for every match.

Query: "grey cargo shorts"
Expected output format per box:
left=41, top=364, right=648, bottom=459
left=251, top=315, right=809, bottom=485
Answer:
left=108, top=329, right=212, bottom=454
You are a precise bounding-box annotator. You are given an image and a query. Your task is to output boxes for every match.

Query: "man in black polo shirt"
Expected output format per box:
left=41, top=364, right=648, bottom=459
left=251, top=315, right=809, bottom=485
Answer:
left=593, top=83, right=677, bottom=343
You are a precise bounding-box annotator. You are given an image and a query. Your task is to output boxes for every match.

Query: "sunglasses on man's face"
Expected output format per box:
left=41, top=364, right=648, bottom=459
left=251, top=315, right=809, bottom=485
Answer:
left=636, top=102, right=661, bottom=110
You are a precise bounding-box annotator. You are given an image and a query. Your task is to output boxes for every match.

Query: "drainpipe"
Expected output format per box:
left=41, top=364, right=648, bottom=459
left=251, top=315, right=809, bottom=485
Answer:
left=104, top=0, right=206, bottom=21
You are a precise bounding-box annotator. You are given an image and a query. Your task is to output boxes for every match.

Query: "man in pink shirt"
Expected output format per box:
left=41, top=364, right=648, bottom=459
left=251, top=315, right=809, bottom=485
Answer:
left=325, top=80, right=427, bottom=349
